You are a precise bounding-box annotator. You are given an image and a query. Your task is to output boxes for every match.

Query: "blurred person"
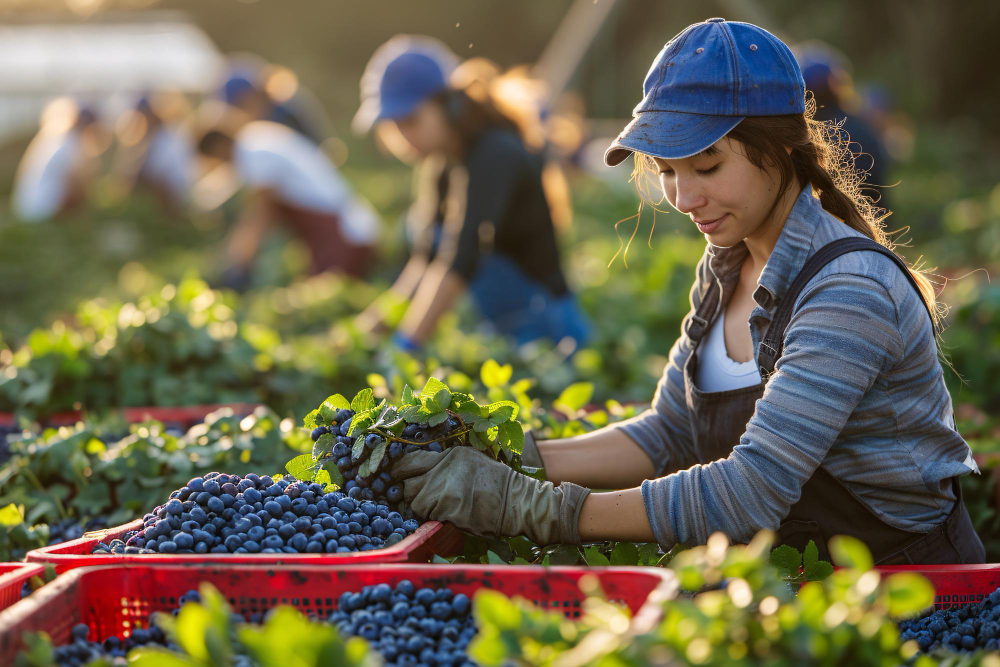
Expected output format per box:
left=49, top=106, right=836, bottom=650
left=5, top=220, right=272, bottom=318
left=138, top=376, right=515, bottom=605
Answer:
left=388, top=18, right=984, bottom=565
left=795, top=43, right=891, bottom=204
left=220, top=58, right=329, bottom=145
left=111, top=93, right=195, bottom=216
left=353, top=36, right=589, bottom=352
left=12, top=99, right=106, bottom=222
left=197, top=118, right=379, bottom=287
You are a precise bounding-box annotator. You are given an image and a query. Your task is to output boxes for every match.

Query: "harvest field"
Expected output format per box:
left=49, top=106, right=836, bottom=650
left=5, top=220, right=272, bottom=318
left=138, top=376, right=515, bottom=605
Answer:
left=1, top=1, right=999, bottom=665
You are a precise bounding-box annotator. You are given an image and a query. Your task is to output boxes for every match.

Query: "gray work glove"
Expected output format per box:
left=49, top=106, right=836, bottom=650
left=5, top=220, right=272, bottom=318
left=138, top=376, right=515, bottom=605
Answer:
left=520, top=428, right=544, bottom=469
left=391, top=446, right=589, bottom=546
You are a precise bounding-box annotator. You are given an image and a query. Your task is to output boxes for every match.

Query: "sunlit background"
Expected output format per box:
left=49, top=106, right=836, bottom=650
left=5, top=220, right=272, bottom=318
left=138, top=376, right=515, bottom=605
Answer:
left=1, top=0, right=999, bottom=417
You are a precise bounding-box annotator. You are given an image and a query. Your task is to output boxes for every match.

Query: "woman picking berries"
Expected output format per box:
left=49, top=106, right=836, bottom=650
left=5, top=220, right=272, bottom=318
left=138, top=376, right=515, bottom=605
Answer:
left=392, top=18, right=985, bottom=564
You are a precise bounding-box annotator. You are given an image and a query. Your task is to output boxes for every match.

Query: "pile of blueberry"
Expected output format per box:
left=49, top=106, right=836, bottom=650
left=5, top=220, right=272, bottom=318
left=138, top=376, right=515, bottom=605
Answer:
left=90, top=472, right=420, bottom=555
left=46, top=590, right=258, bottom=667
left=317, top=408, right=464, bottom=507
left=47, top=516, right=108, bottom=546
left=898, top=587, right=1000, bottom=652
left=40, top=582, right=480, bottom=667
left=329, top=580, right=477, bottom=667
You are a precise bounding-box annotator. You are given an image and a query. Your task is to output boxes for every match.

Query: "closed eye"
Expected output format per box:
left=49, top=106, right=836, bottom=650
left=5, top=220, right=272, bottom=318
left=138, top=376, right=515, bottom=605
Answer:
left=697, top=163, right=721, bottom=175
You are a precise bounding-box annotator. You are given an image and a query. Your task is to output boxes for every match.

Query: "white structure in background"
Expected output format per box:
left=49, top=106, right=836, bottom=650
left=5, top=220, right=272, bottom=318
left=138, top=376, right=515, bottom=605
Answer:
left=0, top=12, right=224, bottom=144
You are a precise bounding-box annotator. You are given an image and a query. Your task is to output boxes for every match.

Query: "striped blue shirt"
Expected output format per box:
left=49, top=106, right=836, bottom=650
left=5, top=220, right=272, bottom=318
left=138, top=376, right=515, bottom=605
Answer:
left=615, top=186, right=978, bottom=548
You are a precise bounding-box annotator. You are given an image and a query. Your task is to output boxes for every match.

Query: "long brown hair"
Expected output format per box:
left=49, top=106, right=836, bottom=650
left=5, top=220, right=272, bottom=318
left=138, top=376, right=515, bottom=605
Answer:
left=630, top=97, right=944, bottom=330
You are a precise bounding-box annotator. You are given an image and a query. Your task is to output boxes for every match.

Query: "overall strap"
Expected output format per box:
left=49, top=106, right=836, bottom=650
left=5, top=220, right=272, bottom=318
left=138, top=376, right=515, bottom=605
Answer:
left=758, top=237, right=932, bottom=378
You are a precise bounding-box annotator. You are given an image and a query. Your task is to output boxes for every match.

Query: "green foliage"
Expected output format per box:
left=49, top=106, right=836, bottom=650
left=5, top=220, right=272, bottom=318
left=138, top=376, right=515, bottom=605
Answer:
left=0, top=503, right=49, bottom=561
left=769, top=540, right=834, bottom=583
left=469, top=531, right=941, bottom=666
left=293, top=368, right=524, bottom=487
left=0, top=406, right=304, bottom=534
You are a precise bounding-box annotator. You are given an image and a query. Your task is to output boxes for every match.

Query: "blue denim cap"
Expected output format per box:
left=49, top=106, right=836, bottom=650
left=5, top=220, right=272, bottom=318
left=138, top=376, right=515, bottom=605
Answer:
left=605, top=18, right=805, bottom=166
left=353, top=44, right=452, bottom=133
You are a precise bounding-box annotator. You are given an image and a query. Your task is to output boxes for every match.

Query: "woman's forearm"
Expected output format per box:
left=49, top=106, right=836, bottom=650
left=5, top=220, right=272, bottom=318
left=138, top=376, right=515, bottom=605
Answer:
left=577, top=487, right=656, bottom=543
left=539, top=428, right=656, bottom=490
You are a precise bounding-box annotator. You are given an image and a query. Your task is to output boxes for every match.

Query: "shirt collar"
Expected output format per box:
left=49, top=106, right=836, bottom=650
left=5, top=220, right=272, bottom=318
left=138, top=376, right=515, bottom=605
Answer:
left=706, top=185, right=824, bottom=312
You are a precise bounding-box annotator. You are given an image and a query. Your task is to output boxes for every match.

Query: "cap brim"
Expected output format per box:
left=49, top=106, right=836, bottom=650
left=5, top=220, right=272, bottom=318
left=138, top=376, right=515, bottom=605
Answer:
left=604, top=111, right=744, bottom=166
left=351, top=96, right=425, bottom=136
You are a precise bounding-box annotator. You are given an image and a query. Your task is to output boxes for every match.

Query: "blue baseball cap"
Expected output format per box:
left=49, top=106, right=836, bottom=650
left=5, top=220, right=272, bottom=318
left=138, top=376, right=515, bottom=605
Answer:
left=605, top=18, right=805, bottom=166
left=353, top=36, right=457, bottom=134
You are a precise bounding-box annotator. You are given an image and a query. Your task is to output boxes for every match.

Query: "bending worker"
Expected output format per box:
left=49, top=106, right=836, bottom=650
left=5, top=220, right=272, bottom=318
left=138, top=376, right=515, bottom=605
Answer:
left=353, top=36, right=589, bottom=351
left=390, top=19, right=984, bottom=564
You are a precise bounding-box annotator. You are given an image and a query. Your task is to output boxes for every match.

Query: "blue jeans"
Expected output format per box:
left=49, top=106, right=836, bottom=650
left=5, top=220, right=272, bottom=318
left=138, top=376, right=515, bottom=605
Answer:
left=468, top=254, right=591, bottom=348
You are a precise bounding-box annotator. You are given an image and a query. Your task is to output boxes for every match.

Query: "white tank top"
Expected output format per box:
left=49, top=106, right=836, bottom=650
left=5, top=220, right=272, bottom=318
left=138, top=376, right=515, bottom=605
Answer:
left=695, top=306, right=762, bottom=392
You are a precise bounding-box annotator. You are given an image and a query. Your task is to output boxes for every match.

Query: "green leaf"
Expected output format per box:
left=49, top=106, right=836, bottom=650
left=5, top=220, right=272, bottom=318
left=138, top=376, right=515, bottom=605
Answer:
left=399, top=404, right=424, bottom=423
left=828, top=535, right=873, bottom=571
left=801, top=539, right=834, bottom=581
left=284, top=454, right=315, bottom=481
left=368, top=440, right=387, bottom=475
left=311, top=433, right=335, bottom=460
left=497, top=422, right=524, bottom=456
left=769, top=544, right=802, bottom=578
left=428, top=412, right=449, bottom=427
left=352, top=436, right=366, bottom=461
left=322, top=461, right=344, bottom=489
left=350, top=388, right=375, bottom=414
left=886, top=572, right=935, bottom=617
left=433, top=388, right=452, bottom=410
left=486, top=400, right=519, bottom=421
left=584, top=546, right=611, bottom=566
left=419, top=377, right=449, bottom=400
left=610, top=541, right=639, bottom=566
left=486, top=550, right=507, bottom=565
left=314, top=468, right=332, bottom=488
left=474, top=418, right=492, bottom=433
left=303, top=409, right=322, bottom=429
left=401, top=384, right=416, bottom=405
left=488, top=405, right=515, bottom=425
left=480, top=359, right=513, bottom=388
left=553, top=382, right=594, bottom=413
left=318, top=394, right=351, bottom=421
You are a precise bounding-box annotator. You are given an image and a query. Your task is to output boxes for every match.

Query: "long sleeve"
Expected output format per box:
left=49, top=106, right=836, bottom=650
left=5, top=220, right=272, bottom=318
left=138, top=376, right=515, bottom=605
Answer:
left=640, top=272, right=904, bottom=547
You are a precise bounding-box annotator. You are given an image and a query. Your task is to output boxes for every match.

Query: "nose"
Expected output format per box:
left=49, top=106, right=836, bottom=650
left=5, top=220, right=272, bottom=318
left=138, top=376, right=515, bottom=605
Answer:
left=672, top=174, right=707, bottom=215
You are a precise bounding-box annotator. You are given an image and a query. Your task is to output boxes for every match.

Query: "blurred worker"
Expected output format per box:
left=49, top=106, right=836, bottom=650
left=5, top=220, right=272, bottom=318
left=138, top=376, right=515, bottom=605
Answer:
left=111, top=93, right=195, bottom=216
left=354, top=36, right=589, bottom=351
left=795, top=44, right=891, bottom=204
left=197, top=119, right=380, bottom=285
left=220, top=58, right=329, bottom=145
left=12, top=99, right=106, bottom=222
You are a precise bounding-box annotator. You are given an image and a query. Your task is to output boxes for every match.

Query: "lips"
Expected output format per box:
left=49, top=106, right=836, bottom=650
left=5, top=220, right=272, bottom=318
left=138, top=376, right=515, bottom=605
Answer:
left=694, top=214, right=726, bottom=234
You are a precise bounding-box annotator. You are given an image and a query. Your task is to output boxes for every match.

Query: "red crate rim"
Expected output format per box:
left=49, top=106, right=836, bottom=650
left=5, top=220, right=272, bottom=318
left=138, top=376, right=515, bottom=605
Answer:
left=26, top=518, right=460, bottom=565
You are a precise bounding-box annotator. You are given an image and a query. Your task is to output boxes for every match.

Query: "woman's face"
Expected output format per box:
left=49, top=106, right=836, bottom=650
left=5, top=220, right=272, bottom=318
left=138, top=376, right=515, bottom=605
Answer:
left=393, top=99, right=452, bottom=157
left=652, top=137, right=785, bottom=248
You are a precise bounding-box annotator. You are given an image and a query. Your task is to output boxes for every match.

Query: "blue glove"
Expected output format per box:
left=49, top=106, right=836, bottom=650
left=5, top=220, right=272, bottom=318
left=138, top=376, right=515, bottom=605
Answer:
left=391, top=332, right=421, bottom=353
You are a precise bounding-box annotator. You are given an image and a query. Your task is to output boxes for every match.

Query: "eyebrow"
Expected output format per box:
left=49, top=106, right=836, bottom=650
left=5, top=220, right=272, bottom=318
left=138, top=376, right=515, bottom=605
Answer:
left=694, top=145, right=721, bottom=157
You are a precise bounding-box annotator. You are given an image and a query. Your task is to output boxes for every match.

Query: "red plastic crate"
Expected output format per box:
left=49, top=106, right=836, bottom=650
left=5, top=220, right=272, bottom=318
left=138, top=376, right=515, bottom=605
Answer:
left=0, top=562, right=676, bottom=663
left=26, top=519, right=464, bottom=569
left=0, top=563, right=44, bottom=613
left=877, top=564, right=1000, bottom=610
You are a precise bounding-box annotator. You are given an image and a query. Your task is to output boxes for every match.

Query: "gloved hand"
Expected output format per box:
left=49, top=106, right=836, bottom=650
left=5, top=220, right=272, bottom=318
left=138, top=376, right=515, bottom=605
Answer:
left=521, top=428, right=544, bottom=468
left=391, top=446, right=589, bottom=546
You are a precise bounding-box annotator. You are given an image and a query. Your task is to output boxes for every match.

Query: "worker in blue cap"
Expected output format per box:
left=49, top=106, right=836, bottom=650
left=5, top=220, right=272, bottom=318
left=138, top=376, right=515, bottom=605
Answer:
left=387, top=19, right=984, bottom=565
left=353, top=35, right=589, bottom=352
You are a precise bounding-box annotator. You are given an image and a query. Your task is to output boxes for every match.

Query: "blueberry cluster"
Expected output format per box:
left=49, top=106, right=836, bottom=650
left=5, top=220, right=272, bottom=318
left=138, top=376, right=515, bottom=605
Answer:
left=899, top=587, right=1000, bottom=652
left=47, top=591, right=260, bottom=667
left=48, top=516, right=107, bottom=546
left=90, top=472, right=420, bottom=555
left=316, top=408, right=464, bottom=506
left=50, top=618, right=167, bottom=666
left=330, top=580, right=477, bottom=667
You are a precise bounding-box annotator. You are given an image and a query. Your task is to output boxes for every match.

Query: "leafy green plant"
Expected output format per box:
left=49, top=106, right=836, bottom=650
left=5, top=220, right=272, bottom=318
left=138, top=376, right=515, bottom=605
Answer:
left=769, top=540, right=835, bottom=584
left=0, top=503, right=49, bottom=561
left=468, top=531, right=942, bottom=667
left=287, top=376, right=524, bottom=490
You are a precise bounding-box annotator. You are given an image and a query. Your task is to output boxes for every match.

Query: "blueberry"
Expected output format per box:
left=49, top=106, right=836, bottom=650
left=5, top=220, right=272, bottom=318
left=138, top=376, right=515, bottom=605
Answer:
left=71, top=623, right=89, bottom=641
left=224, top=534, right=243, bottom=551
left=415, top=588, right=436, bottom=606
left=206, top=497, right=225, bottom=513
left=312, top=426, right=330, bottom=441
left=451, top=593, right=470, bottom=615
left=386, top=485, right=403, bottom=504
left=337, top=498, right=356, bottom=513
left=173, top=533, right=194, bottom=549
left=402, top=519, right=420, bottom=533
left=365, top=433, right=383, bottom=448
left=339, top=535, right=356, bottom=550
left=165, top=499, right=183, bottom=515
left=427, top=442, right=443, bottom=453
left=158, top=540, right=178, bottom=553
left=962, top=634, right=977, bottom=650
left=348, top=486, right=363, bottom=500
left=389, top=441, right=404, bottom=460
left=204, top=480, right=221, bottom=496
